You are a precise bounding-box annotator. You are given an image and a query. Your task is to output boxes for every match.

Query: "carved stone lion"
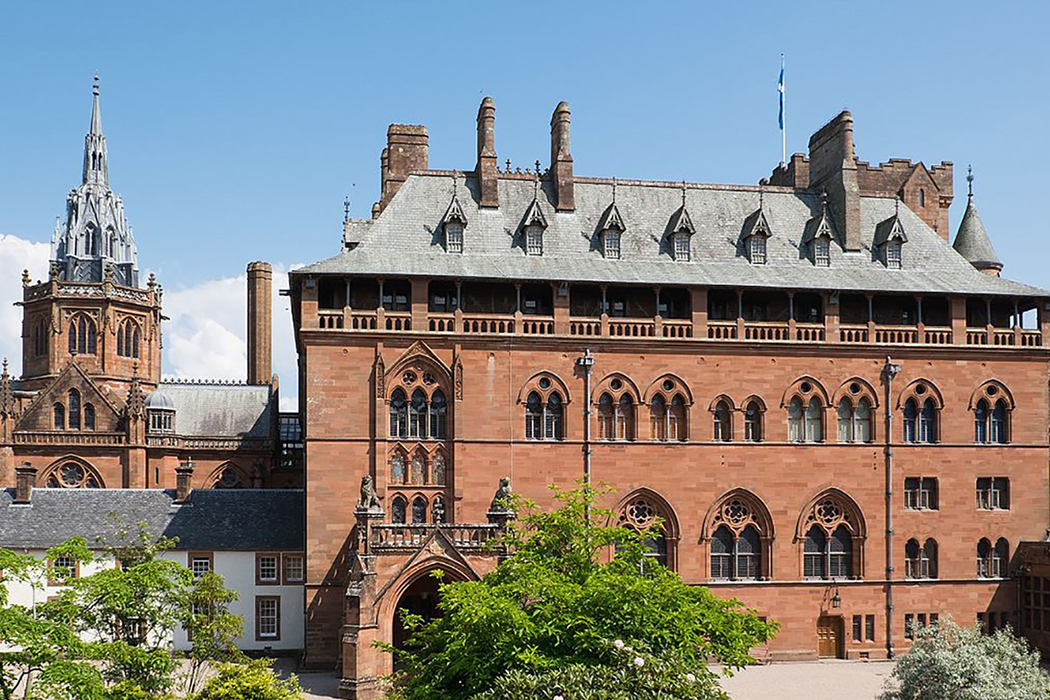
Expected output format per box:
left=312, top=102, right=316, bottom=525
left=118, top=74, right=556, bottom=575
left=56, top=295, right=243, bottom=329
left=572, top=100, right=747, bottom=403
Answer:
left=357, top=475, right=382, bottom=512
left=489, top=476, right=513, bottom=513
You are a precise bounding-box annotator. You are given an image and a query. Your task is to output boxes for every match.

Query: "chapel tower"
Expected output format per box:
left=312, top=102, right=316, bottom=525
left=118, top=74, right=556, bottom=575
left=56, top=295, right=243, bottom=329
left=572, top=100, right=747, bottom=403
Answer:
left=18, top=76, right=162, bottom=396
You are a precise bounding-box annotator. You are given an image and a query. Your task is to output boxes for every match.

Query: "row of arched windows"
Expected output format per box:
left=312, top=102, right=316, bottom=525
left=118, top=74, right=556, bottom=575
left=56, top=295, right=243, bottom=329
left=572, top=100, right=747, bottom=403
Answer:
left=116, top=319, right=141, bottom=358
left=514, top=374, right=1014, bottom=445
left=390, top=493, right=446, bottom=524
left=389, top=387, right=447, bottom=440
left=33, top=318, right=49, bottom=357
left=389, top=449, right=447, bottom=486
left=68, top=314, right=97, bottom=355
left=53, top=389, right=95, bottom=431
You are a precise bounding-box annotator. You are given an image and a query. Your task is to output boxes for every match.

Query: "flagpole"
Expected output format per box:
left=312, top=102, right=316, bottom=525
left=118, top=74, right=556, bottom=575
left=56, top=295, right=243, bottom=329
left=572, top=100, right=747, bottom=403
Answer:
left=780, top=54, right=787, bottom=166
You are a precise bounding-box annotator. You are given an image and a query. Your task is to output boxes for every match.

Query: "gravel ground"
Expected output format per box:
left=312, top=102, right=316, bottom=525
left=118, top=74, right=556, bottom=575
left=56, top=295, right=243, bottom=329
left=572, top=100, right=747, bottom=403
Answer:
left=282, top=660, right=896, bottom=700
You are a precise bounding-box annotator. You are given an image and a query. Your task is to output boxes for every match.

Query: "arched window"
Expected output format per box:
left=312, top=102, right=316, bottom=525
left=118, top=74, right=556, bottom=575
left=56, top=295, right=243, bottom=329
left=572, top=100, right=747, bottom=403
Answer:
left=83, top=404, right=95, bottom=431
left=787, top=397, right=803, bottom=443
left=432, top=453, right=447, bottom=485
left=34, top=318, right=48, bottom=357
left=390, top=453, right=406, bottom=484
left=705, top=491, right=774, bottom=581
left=68, top=389, right=81, bottom=430
left=117, top=320, right=141, bottom=359
left=68, top=314, right=97, bottom=355
left=526, top=392, right=543, bottom=440
left=45, top=461, right=101, bottom=488
left=389, top=389, right=407, bottom=438
left=710, top=526, right=734, bottom=580
left=525, top=391, right=564, bottom=441
left=53, top=403, right=65, bottom=430
left=615, top=394, right=634, bottom=441
left=391, top=496, right=407, bottom=524
left=669, top=394, right=686, bottom=441
left=410, top=452, right=426, bottom=485
left=829, top=526, right=853, bottom=578
left=854, top=398, right=872, bottom=443
left=990, top=400, right=1008, bottom=444
left=618, top=493, right=675, bottom=571
left=804, top=526, right=827, bottom=579
left=713, top=400, right=733, bottom=442
left=837, top=399, right=854, bottom=443
left=411, top=496, right=427, bottom=524
left=429, top=389, right=447, bottom=439
left=744, top=400, right=763, bottom=442
left=923, top=539, right=938, bottom=580
left=974, top=399, right=988, bottom=443
left=977, top=538, right=992, bottom=578
left=650, top=395, right=667, bottom=441
left=545, top=392, right=563, bottom=440
left=903, top=398, right=918, bottom=443
left=805, top=399, right=823, bottom=443
left=409, top=389, right=428, bottom=438
left=213, top=467, right=245, bottom=489
left=919, top=398, right=937, bottom=443
left=905, top=539, right=921, bottom=579
left=737, top=526, right=761, bottom=580
left=906, top=538, right=937, bottom=579
left=993, top=538, right=1009, bottom=579
left=598, top=393, right=614, bottom=440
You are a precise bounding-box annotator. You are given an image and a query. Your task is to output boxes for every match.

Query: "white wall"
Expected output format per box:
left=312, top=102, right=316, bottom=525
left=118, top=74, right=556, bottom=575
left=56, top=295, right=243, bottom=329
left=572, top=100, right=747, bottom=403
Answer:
left=0, top=549, right=304, bottom=653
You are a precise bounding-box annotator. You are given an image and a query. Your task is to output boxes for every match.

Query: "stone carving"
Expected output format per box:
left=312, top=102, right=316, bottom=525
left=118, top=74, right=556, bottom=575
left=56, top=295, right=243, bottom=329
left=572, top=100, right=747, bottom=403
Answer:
left=453, top=355, right=464, bottom=400
left=357, top=475, right=382, bottom=512
left=489, top=476, right=513, bottom=514
left=374, top=352, right=385, bottom=398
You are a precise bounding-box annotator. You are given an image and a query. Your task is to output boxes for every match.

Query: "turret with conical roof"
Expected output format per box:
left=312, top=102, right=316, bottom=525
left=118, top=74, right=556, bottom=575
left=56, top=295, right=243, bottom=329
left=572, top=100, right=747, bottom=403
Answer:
left=953, top=166, right=1002, bottom=276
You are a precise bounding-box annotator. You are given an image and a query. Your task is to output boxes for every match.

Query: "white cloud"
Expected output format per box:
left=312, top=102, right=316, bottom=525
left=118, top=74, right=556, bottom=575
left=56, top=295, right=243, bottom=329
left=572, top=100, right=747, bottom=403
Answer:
left=0, top=234, right=299, bottom=411
left=0, top=234, right=51, bottom=376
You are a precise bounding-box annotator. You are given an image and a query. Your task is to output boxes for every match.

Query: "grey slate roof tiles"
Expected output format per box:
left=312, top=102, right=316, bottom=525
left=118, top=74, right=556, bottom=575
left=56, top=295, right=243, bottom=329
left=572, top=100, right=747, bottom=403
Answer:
left=298, top=173, right=1047, bottom=298
left=953, top=199, right=1002, bottom=269
left=0, top=488, right=304, bottom=551
left=158, top=381, right=272, bottom=438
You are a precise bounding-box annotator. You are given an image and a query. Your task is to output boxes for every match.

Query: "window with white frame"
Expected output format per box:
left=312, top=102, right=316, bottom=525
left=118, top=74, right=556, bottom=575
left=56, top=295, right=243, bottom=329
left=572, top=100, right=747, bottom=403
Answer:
left=813, top=238, right=830, bottom=267
left=886, top=240, right=902, bottom=269
left=190, top=554, right=212, bottom=579
left=673, top=232, right=690, bottom=261
left=283, top=553, right=304, bottom=583
left=445, top=222, right=464, bottom=253
left=603, top=230, right=621, bottom=260
left=257, top=554, right=279, bottom=584
left=525, top=225, right=543, bottom=256
left=256, top=597, right=279, bottom=639
left=749, top=235, right=767, bottom=265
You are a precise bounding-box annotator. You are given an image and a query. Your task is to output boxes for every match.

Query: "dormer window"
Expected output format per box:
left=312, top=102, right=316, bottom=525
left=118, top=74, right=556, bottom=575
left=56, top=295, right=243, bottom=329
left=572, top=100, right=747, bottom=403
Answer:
left=750, top=235, right=767, bottom=265
left=445, top=222, right=464, bottom=254
left=673, top=232, right=690, bottom=261
left=525, top=225, right=543, bottom=256
left=886, top=240, right=902, bottom=269
left=813, top=238, right=831, bottom=267
left=603, top=230, right=621, bottom=260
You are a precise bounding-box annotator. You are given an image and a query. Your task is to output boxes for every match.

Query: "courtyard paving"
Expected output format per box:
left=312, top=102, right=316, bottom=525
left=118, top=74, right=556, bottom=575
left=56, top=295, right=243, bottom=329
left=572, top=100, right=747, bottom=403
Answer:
left=285, top=660, right=895, bottom=700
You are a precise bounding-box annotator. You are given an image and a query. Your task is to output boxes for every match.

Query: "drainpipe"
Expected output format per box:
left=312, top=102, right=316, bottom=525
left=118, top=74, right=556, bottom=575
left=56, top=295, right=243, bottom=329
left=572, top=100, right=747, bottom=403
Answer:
left=576, top=349, right=595, bottom=520
left=881, top=356, right=902, bottom=659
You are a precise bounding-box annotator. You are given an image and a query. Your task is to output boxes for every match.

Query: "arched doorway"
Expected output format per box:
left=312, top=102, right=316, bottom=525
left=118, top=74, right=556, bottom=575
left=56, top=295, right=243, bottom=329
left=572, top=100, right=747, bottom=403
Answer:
left=392, top=571, right=443, bottom=669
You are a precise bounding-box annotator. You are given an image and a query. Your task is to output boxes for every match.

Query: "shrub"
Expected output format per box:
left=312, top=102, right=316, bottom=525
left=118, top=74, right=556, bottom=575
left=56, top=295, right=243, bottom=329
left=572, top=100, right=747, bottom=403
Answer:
left=192, top=659, right=302, bottom=700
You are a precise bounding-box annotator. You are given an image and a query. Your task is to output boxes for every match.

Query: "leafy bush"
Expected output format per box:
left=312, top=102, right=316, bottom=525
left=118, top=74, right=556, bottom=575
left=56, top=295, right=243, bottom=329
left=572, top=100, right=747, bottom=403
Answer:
left=879, top=617, right=1050, bottom=700
left=383, top=484, right=774, bottom=700
left=193, top=660, right=302, bottom=700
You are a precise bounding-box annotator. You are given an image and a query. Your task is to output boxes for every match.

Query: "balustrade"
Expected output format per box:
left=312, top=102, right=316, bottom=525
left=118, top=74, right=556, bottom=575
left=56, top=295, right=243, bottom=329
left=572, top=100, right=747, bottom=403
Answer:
left=873, top=326, right=919, bottom=344
left=370, top=523, right=501, bottom=552
left=744, top=321, right=790, bottom=341
left=608, top=319, right=656, bottom=337
left=707, top=321, right=738, bottom=340
left=661, top=319, right=693, bottom=338
left=462, top=314, right=515, bottom=334
left=795, top=323, right=825, bottom=342
left=520, top=317, right=555, bottom=335
left=839, top=325, right=869, bottom=343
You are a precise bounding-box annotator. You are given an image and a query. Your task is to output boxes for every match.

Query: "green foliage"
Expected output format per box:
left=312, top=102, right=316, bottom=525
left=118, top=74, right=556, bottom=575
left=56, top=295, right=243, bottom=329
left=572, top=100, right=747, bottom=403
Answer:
left=183, top=571, right=246, bottom=695
left=192, top=659, right=303, bottom=700
left=382, top=483, right=775, bottom=700
left=879, top=617, right=1050, bottom=700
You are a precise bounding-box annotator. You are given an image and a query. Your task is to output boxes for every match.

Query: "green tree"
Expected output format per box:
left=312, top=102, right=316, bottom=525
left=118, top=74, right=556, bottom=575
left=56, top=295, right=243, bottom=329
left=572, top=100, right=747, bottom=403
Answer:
left=879, top=617, right=1050, bottom=700
left=382, top=484, right=775, bottom=700
left=182, top=571, right=245, bottom=695
left=192, top=659, right=302, bottom=700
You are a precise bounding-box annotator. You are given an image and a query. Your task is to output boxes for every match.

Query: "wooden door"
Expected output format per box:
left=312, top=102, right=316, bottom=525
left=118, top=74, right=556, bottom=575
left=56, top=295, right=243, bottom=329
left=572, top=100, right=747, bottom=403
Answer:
left=817, top=615, right=843, bottom=658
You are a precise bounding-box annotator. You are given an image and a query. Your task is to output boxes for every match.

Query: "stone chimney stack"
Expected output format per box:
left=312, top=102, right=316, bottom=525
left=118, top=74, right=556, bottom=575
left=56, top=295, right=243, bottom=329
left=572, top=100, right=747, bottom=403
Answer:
left=14, top=463, right=36, bottom=504
left=550, top=101, right=575, bottom=211
left=476, top=97, right=499, bottom=209
left=807, top=110, right=862, bottom=251
left=378, top=124, right=428, bottom=214
left=175, top=462, right=194, bottom=503
left=247, top=261, right=272, bottom=386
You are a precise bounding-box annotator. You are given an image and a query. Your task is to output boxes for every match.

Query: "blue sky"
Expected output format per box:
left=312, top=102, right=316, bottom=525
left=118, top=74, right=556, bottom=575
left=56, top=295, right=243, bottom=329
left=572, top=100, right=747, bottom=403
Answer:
left=1, top=0, right=1048, bottom=397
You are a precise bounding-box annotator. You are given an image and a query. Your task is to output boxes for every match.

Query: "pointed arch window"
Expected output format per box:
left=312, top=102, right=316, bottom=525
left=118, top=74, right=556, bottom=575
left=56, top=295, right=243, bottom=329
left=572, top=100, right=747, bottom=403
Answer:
left=34, top=318, right=49, bottom=357
left=974, top=400, right=988, bottom=443
left=615, top=394, right=634, bottom=441
left=918, top=399, right=937, bottom=443
left=804, top=398, right=824, bottom=443
left=905, top=538, right=937, bottom=580
left=976, top=398, right=1009, bottom=444
left=409, top=389, right=428, bottom=438
left=650, top=395, right=667, bottom=441
left=410, top=451, right=426, bottom=485
left=990, top=400, right=1008, bottom=443
left=432, top=453, right=447, bottom=485
left=68, top=314, right=97, bottom=355
left=525, top=391, right=564, bottom=441
left=84, top=404, right=95, bottom=431
left=598, top=393, right=614, bottom=440
left=53, top=403, right=65, bottom=430
left=390, top=453, right=406, bottom=484
left=46, top=461, right=101, bottom=488
left=391, top=496, right=407, bottom=524
left=800, top=492, right=864, bottom=580
left=68, top=389, right=81, bottom=430
left=978, top=538, right=1009, bottom=579
left=411, top=496, right=428, bottom=524
left=744, top=401, right=763, bottom=442
left=804, top=527, right=827, bottom=579
left=617, top=494, right=674, bottom=571
left=117, top=319, right=141, bottom=359
left=837, top=398, right=872, bottom=443
left=428, top=389, right=447, bottom=439
left=713, top=400, right=733, bottom=442
left=710, top=526, right=734, bottom=580
left=787, top=397, right=803, bottom=443
left=389, top=388, right=407, bottom=438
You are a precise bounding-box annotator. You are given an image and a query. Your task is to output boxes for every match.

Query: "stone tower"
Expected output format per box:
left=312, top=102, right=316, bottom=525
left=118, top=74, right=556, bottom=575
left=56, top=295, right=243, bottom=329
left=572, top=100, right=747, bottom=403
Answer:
left=19, top=77, right=162, bottom=395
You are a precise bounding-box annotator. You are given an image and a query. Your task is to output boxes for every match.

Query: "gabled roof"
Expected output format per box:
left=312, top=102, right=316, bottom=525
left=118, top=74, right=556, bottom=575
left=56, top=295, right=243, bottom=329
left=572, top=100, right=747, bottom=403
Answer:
left=953, top=199, right=1001, bottom=270
left=295, top=173, right=1048, bottom=299
left=802, top=206, right=835, bottom=244
left=740, top=208, right=772, bottom=241
left=669, top=205, right=695, bottom=235
left=598, top=202, right=626, bottom=231
left=441, top=195, right=468, bottom=227
left=15, top=360, right=123, bottom=432
left=523, top=198, right=547, bottom=228
left=0, top=488, right=304, bottom=551
left=873, top=213, right=908, bottom=247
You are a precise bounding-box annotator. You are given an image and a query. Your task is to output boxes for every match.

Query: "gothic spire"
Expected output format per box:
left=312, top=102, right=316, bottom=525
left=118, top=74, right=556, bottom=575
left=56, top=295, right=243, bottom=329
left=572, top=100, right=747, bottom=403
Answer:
left=82, top=74, right=108, bottom=187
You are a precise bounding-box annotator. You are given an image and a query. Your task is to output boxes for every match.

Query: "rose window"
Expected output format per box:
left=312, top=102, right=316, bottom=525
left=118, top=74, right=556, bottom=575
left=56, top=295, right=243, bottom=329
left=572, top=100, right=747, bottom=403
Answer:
left=724, top=499, right=750, bottom=525
left=816, top=499, right=842, bottom=524
left=47, top=463, right=99, bottom=488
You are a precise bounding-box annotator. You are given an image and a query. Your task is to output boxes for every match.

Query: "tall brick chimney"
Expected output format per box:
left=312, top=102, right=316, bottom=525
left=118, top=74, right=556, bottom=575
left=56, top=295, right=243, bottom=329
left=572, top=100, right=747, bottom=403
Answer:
left=14, top=463, right=36, bottom=504
left=550, top=101, right=574, bottom=211
left=378, top=124, right=428, bottom=214
left=175, top=461, right=194, bottom=503
left=247, top=261, right=272, bottom=386
left=808, top=111, right=862, bottom=251
left=476, top=97, right=499, bottom=209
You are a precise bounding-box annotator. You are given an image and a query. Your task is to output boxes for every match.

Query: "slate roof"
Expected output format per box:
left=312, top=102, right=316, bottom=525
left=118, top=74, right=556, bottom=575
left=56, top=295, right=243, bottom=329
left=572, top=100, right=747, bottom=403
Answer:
left=953, top=199, right=1002, bottom=269
left=0, top=488, right=304, bottom=551
left=297, top=173, right=1047, bottom=298
left=158, top=381, right=273, bottom=438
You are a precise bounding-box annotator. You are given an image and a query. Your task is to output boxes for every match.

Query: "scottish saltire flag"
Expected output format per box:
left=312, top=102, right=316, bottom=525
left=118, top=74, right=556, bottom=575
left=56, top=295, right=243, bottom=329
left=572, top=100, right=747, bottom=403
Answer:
left=778, top=57, right=785, bottom=130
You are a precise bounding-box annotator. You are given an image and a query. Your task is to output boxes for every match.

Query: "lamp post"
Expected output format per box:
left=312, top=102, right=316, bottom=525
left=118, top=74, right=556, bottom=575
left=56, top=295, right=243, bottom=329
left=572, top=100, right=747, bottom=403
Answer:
left=882, top=356, right=902, bottom=659
left=576, top=349, right=595, bottom=520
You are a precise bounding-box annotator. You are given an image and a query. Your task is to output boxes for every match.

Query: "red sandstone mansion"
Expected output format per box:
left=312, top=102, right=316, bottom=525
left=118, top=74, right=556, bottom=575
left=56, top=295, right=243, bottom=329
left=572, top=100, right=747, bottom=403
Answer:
left=289, top=99, right=1049, bottom=696
left=3, top=81, right=1050, bottom=699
